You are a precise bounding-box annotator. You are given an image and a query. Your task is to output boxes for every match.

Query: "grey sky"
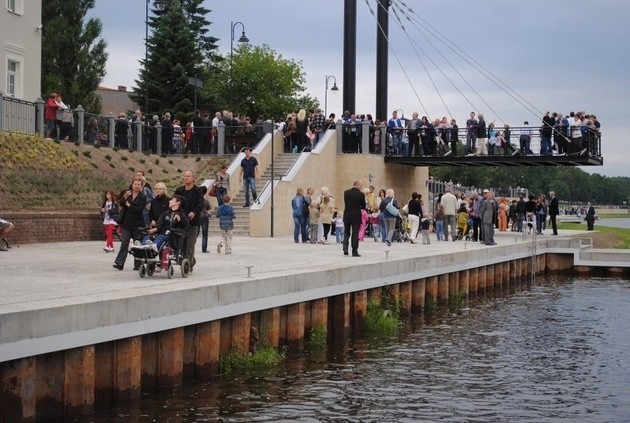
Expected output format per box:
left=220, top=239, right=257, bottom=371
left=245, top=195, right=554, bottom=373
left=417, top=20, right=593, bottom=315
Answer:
left=90, top=0, right=630, bottom=177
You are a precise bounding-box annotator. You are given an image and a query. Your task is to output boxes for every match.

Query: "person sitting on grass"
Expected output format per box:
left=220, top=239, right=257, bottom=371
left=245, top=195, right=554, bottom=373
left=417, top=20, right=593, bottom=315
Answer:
left=0, top=217, right=15, bottom=251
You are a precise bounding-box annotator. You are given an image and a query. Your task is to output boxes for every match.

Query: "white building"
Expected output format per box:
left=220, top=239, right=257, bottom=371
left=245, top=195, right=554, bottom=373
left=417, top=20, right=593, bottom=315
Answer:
left=0, top=0, right=42, bottom=100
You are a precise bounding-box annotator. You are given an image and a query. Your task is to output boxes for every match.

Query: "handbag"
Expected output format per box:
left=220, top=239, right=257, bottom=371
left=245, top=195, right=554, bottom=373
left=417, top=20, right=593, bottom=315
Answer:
left=208, top=183, right=218, bottom=197
left=385, top=200, right=399, bottom=217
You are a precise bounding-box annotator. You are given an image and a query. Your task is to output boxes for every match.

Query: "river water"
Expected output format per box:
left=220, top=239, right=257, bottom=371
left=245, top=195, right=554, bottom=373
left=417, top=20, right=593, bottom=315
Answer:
left=94, top=276, right=630, bottom=422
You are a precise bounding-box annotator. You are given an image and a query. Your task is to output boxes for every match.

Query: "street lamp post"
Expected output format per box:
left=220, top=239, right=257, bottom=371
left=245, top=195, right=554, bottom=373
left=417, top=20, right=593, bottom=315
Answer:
left=230, top=21, right=249, bottom=109
left=324, top=75, right=339, bottom=118
left=144, top=0, right=169, bottom=116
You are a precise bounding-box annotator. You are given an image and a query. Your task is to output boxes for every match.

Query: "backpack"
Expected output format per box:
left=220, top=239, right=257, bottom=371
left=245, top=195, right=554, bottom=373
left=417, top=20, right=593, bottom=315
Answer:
left=302, top=196, right=310, bottom=217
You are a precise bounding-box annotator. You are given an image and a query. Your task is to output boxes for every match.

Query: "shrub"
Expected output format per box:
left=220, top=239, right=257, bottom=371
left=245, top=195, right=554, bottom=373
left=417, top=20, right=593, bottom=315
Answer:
left=121, top=156, right=128, bottom=162
left=219, top=346, right=286, bottom=375
left=307, top=325, right=327, bottom=352
left=82, top=151, right=91, bottom=158
left=104, top=154, right=112, bottom=161
left=365, top=299, right=402, bottom=336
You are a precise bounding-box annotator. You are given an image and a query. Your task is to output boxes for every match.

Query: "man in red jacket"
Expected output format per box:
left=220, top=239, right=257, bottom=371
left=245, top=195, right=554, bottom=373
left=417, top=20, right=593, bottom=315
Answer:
left=44, top=92, right=60, bottom=139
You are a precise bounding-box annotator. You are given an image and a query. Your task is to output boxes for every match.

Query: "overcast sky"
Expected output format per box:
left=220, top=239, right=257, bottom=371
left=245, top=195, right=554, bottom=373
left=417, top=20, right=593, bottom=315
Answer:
left=90, top=0, right=630, bottom=177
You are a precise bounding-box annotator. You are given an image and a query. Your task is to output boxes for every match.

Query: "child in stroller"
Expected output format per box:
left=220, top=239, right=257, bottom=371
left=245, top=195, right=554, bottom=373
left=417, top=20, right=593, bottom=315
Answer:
left=456, top=204, right=471, bottom=240
left=130, top=195, right=191, bottom=278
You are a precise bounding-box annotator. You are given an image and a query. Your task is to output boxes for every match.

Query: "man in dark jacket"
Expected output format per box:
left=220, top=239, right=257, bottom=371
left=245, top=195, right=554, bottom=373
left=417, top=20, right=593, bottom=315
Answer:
left=113, top=178, right=147, bottom=270
left=343, top=180, right=366, bottom=257
left=548, top=191, right=559, bottom=235
left=174, top=170, right=204, bottom=270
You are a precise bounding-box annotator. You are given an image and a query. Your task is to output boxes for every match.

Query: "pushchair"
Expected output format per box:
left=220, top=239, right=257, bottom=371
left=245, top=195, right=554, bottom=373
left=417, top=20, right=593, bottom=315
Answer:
left=392, top=215, right=413, bottom=243
left=129, top=228, right=191, bottom=279
left=456, top=212, right=472, bottom=241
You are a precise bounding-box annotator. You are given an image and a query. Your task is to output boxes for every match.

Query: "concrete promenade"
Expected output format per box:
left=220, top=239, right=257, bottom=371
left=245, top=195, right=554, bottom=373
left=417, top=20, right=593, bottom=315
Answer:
left=0, top=228, right=619, bottom=362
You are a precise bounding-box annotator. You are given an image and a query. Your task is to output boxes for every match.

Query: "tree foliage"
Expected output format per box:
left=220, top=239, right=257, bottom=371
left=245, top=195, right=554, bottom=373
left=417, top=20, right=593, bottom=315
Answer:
left=207, top=44, right=318, bottom=120
left=130, top=0, right=215, bottom=119
left=41, top=0, right=107, bottom=113
left=429, top=166, right=629, bottom=205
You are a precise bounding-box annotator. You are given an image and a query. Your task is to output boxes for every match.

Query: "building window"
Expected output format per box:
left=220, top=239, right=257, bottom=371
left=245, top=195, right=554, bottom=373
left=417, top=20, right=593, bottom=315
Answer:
left=7, top=0, right=22, bottom=14
left=6, top=60, right=18, bottom=96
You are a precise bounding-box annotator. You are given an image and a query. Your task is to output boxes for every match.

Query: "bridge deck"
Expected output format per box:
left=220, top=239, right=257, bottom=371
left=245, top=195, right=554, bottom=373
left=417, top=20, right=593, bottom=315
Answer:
left=385, top=153, right=603, bottom=167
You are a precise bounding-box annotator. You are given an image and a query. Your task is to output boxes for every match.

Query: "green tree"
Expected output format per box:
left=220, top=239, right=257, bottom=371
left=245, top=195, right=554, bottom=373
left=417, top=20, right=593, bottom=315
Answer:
left=130, top=0, right=209, bottom=118
left=208, top=44, right=319, bottom=120
left=181, top=0, right=219, bottom=61
left=41, top=0, right=107, bottom=113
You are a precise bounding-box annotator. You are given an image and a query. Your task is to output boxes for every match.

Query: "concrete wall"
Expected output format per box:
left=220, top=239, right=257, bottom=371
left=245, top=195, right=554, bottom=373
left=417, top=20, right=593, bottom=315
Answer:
left=0, top=0, right=42, bottom=100
left=1, top=211, right=102, bottom=245
left=250, top=129, right=429, bottom=237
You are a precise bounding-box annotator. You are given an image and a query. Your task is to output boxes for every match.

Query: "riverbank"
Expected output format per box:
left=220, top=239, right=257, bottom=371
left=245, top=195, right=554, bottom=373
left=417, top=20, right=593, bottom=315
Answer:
left=2, top=229, right=629, bottom=421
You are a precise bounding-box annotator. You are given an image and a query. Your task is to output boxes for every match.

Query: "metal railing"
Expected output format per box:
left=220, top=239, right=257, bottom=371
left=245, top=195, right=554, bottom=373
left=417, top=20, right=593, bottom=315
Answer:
left=380, top=125, right=602, bottom=158
left=0, top=94, right=39, bottom=134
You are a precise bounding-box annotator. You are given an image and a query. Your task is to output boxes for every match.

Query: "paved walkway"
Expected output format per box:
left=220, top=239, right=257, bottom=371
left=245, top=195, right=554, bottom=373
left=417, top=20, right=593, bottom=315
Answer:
left=1, top=229, right=582, bottom=315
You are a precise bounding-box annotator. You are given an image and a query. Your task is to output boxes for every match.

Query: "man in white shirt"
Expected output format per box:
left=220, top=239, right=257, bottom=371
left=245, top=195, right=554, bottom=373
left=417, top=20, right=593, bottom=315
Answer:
left=441, top=186, right=459, bottom=241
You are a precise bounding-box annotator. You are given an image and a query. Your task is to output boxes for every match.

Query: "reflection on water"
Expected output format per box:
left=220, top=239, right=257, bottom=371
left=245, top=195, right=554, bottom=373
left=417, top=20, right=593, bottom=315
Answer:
left=93, top=276, right=630, bottom=422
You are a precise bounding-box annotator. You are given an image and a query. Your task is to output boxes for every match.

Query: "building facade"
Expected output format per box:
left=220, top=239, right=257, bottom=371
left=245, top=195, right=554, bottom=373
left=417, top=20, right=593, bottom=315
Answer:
left=0, top=0, right=42, bottom=100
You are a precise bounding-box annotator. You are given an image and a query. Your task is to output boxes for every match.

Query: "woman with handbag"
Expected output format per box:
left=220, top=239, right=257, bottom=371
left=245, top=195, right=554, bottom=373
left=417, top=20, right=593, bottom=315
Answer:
left=379, top=189, right=399, bottom=246
left=215, top=165, right=230, bottom=206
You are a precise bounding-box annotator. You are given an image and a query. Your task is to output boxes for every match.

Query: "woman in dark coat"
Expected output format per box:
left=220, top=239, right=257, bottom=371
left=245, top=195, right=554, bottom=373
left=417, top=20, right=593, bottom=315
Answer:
left=113, top=177, right=147, bottom=270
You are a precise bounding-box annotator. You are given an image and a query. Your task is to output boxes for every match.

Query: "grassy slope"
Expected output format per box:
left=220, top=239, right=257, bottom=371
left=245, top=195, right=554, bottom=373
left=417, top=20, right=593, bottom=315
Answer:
left=0, top=133, right=230, bottom=211
left=557, top=222, right=630, bottom=249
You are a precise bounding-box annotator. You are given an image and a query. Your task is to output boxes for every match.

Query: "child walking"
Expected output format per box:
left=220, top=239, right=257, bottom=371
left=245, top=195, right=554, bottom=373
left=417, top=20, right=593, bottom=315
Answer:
left=216, top=195, right=236, bottom=254
left=101, top=190, right=118, bottom=252
left=333, top=211, right=344, bottom=244
left=420, top=213, right=431, bottom=245
left=308, top=201, right=320, bottom=244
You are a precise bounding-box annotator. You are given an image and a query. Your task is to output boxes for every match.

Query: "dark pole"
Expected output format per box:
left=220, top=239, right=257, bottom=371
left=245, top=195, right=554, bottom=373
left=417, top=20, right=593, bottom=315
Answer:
left=376, top=0, right=389, bottom=121
left=144, top=0, right=149, bottom=116
left=342, top=0, right=356, bottom=114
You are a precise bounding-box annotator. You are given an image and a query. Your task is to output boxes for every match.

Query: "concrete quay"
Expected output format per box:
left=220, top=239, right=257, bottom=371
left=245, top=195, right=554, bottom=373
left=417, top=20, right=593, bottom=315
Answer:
left=0, top=228, right=610, bottom=362
left=1, top=229, right=628, bottom=421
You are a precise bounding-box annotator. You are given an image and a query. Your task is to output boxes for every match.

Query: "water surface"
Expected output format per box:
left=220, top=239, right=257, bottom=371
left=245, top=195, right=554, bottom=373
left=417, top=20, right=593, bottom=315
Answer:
left=94, top=276, right=630, bottom=422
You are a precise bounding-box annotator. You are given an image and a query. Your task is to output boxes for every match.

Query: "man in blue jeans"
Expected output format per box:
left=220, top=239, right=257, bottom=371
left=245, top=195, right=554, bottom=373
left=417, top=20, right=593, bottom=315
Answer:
left=239, top=147, right=259, bottom=207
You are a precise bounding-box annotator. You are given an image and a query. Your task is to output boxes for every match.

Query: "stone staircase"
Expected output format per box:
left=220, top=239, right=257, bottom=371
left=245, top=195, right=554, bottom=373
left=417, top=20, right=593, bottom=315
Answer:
left=208, top=153, right=299, bottom=236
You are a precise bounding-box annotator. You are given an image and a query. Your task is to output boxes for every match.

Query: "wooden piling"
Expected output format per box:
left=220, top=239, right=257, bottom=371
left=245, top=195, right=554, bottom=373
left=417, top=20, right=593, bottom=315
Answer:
left=1, top=357, right=36, bottom=422
left=352, top=290, right=368, bottom=332
left=260, top=307, right=281, bottom=348
left=286, top=303, right=305, bottom=352
left=411, top=279, right=426, bottom=313
left=399, top=282, right=412, bottom=316
left=63, top=346, right=95, bottom=417
left=438, top=273, right=449, bottom=305
left=158, top=328, right=184, bottom=387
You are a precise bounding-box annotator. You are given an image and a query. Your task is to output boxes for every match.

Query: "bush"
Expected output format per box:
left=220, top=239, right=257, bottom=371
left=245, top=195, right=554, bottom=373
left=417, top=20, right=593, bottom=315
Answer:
left=365, top=299, right=402, bottom=336
left=219, top=346, right=286, bottom=375
left=82, top=151, right=91, bottom=158
left=104, top=155, right=112, bottom=161
left=307, top=325, right=327, bottom=351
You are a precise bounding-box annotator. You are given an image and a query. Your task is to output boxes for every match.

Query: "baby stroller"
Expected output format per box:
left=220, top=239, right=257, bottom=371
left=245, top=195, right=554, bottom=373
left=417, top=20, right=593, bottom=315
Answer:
left=456, top=211, right=470, bottom=241
left=392, top=214, right=413, bottom=243
left=129, top=228, right=191, bottom=279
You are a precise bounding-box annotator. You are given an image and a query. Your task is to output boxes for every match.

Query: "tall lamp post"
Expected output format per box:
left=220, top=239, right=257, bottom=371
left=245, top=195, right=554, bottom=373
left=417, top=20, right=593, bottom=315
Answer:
left=230, top=21, right=249, bottom=109
left=324, top=75, right=339, bottom=118
left=144, top=0, right=169, bottom=116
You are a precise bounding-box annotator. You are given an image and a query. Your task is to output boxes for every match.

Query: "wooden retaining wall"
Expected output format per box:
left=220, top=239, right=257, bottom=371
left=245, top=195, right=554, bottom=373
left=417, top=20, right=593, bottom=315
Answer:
left=1, top=253, right=627, bottom=421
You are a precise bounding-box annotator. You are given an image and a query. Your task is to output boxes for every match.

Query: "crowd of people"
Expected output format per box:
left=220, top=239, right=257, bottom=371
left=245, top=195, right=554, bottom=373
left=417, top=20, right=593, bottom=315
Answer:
left=323, top=109, right=602, bottom=158
left=288, top=180, right=572, bottom=258
left=111, top=109, right=268, bottom=154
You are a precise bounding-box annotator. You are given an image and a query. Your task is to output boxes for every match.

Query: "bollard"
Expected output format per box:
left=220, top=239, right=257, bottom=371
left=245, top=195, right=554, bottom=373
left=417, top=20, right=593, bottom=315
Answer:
left=76, top=105, right=85, bottom=144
